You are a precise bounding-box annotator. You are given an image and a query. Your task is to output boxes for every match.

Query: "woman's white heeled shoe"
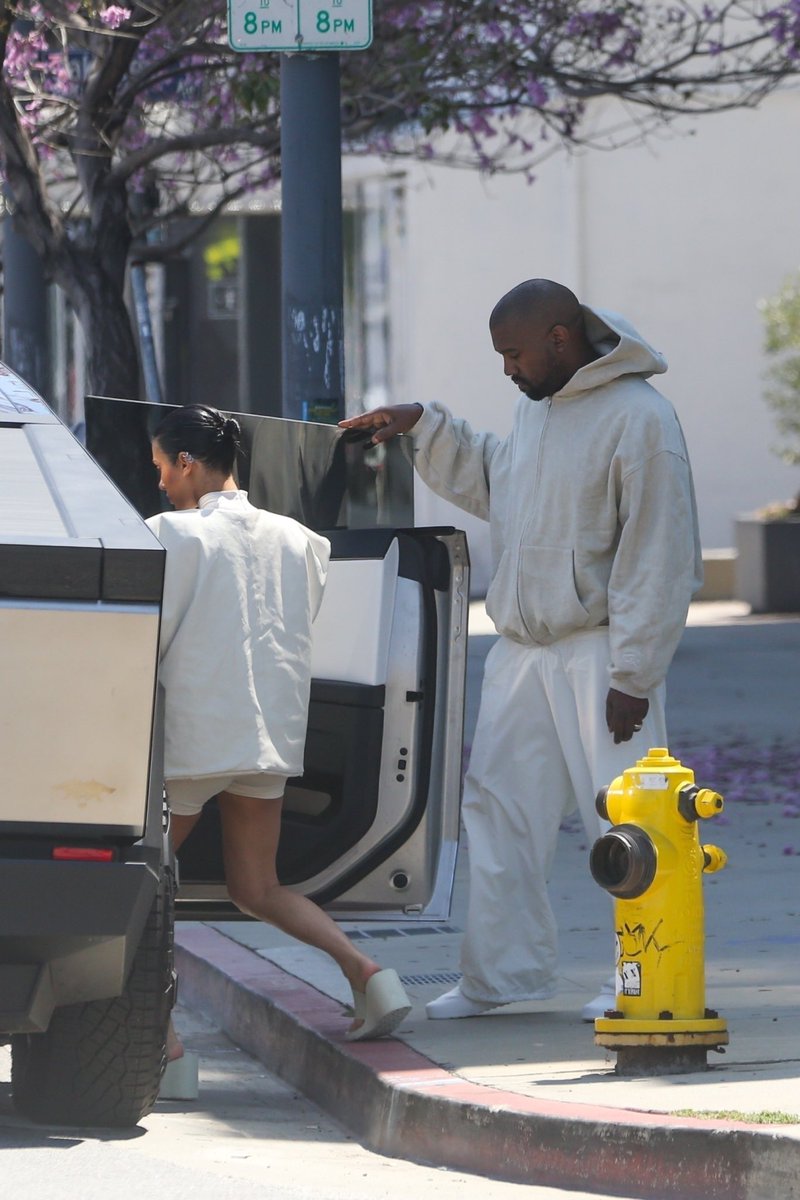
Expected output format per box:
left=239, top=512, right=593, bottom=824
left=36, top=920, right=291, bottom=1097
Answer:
left=345, top=968, right=412, bottom=1041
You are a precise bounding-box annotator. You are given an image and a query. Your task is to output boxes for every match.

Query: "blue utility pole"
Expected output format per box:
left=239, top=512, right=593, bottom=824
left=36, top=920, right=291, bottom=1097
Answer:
left=279, top=53, right=345, bottom=423
left=1, top=209, right=49, bottom=398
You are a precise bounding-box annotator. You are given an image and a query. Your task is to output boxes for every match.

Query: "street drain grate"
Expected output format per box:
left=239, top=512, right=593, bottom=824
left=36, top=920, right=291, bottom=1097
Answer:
left=399, top=971, right=461, bottom=986
left=347, top=924, right=461, bottom=940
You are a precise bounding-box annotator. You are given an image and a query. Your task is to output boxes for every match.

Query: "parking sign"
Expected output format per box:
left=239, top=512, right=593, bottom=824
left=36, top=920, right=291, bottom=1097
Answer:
left=228, top=0, right=373, bottom=52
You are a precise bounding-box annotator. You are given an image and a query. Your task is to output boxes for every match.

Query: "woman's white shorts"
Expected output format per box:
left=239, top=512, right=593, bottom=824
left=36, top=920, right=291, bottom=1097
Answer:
left=165, top=772, right=289, bottom=817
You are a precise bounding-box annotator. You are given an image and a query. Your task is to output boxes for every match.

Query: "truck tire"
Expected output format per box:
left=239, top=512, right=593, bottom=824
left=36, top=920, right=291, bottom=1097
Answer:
left=11, top=871, right=175, bottom=1128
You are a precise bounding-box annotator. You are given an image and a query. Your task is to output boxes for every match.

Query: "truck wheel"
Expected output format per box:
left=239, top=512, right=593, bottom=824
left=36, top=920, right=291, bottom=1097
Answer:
left=11, top=872, right=175, bottom=1128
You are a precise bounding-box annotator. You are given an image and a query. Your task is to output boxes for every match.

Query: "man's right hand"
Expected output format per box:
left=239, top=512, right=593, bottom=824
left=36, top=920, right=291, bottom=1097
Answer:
left=338, top=403, right=423, bottom=445
left=605, top=687, right=649, bottom=745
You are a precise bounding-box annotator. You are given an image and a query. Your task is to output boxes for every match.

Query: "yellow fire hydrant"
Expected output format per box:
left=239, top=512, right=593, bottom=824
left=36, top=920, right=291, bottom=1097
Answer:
left=589, top=747, right=728, bottom=1075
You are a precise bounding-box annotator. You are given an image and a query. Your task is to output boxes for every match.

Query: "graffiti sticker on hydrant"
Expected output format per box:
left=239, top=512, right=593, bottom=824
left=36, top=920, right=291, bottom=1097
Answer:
left=621, top=960, right=642, bottom=995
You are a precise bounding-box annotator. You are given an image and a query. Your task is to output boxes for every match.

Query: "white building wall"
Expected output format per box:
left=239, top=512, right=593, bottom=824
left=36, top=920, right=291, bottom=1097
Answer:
left=577, top=92, right=800, bottom=550
left=383, top=91, right=800, bottom=591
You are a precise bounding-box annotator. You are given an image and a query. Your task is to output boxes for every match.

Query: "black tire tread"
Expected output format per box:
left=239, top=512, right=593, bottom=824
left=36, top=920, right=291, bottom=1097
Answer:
left=11, top=872, right=175, bottom=1128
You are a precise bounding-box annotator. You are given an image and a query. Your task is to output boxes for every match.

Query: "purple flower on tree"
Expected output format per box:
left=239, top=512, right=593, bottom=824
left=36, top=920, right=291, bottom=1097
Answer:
left=100, top=6, right=131, bottom=30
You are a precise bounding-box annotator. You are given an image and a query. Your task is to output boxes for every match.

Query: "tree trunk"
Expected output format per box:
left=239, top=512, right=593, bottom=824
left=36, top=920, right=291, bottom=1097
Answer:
left=56, top=249, right=161, bottom=516
left=65, top=263, right=141, bottom=400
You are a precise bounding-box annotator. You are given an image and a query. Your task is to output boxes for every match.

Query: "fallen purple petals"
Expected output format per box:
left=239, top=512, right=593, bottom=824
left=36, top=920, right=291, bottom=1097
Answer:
left=673, top=740, right=800, bottom=815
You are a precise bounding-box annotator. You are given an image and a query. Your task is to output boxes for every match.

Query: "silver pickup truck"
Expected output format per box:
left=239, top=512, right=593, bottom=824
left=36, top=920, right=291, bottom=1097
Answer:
left=0, top=363, right=172, bottom=1126
left=0, top=365, right=468, bottom=1128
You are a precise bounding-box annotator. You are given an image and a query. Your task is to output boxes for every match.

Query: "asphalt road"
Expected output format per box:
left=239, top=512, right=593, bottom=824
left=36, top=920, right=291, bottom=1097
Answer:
left=464, top=606, right=800, bottom=749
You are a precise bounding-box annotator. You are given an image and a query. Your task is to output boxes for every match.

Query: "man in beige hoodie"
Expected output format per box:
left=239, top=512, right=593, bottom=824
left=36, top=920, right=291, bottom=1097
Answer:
left=340, top=279, right=702, bottom=1021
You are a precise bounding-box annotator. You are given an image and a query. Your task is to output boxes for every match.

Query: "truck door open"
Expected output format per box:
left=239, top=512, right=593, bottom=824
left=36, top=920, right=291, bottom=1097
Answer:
left=84, top=397, right=469, bottom=922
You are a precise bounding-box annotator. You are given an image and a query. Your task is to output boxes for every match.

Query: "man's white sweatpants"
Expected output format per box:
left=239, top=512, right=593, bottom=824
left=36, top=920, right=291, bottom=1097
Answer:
left=459, top=628, right=667, bottom=1004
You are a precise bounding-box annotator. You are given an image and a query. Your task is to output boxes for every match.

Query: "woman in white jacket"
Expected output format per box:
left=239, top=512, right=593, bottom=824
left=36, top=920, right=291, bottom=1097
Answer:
left=147, top=405, right=410, bottom=1052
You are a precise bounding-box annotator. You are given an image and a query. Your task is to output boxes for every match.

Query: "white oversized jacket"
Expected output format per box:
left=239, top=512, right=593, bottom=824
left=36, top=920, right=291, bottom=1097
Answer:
left=411, top=307, right=703, bottom=699
left=146, top=490, right=330, bottom=779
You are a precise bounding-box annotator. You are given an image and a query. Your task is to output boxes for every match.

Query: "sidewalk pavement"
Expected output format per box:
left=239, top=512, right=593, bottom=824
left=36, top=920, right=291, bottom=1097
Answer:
left=174, top=601, right=800, bottom=1200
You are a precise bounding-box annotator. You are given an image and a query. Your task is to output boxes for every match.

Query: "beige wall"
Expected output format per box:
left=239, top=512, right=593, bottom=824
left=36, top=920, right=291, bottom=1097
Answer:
left=386, top=91, right=800, bottom=590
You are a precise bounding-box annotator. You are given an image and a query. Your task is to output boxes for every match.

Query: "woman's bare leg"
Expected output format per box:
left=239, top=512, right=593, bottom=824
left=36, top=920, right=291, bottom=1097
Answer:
left=170, top=811, right=203, bottom=853
left=217, top=791, right=382, bottom=1001
left=166, top=810, right=204, bottom=1060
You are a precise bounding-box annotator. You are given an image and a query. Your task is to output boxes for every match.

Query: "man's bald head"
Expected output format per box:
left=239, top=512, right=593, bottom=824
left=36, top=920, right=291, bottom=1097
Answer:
left=489, top=279, right=597, bottom=402
left=489, top=279, right=582, bottom=334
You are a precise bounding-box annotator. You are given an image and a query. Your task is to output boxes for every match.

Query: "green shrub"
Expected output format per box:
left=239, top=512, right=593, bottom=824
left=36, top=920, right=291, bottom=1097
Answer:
left=761, top=275, right=800, bottom=467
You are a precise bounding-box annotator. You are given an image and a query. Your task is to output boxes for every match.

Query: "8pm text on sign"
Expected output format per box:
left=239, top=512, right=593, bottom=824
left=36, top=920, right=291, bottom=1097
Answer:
left=228, top=0, right=373, bottom=52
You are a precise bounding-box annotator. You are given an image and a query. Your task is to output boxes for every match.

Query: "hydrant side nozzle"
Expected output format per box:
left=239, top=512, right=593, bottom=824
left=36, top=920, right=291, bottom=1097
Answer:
left=596, top=787, right=609, bottom=820
left=589, top=825, right=658, bottom=899
left=677, top=783, right=725, bottom=823
left=702, top=844, right=727, bottom=873
left=695, top=788, right=725, bottom=820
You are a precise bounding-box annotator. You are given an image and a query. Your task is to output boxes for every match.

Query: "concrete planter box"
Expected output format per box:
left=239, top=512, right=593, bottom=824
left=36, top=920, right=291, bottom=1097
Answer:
left=696, top=549, right=736, bottom=601
left=734, top=514, right=800, bottom=612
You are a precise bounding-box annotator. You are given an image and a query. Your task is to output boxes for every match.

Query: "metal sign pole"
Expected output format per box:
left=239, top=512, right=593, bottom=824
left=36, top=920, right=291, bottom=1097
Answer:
left=228, top=0, right=372, bottom=422
left=279, top=53, right=344, bottom=423
left=1, top=207, right=50, bottom=401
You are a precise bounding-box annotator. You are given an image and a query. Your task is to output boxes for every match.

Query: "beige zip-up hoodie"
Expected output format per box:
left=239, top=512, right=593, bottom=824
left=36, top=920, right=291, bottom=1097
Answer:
left=410, top=306, right=702, bottom=698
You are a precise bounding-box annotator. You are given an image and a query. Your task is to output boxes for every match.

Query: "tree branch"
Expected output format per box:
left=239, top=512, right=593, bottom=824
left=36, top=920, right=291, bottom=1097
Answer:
left=107, top=122, right=282, bottom=185
left=0, top=5, right=64, bottom=259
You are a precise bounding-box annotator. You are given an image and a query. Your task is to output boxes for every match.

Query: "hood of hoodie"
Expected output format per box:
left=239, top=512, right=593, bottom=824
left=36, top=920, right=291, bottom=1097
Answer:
left=557, top=305, right=668, bottom=400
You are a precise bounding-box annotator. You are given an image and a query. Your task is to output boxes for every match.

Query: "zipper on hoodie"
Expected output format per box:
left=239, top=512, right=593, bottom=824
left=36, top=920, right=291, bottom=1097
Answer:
left=524, top=397, right=552, bottom=530
left=534, top=398, right=552, bottom=503
left=513, top=397, right=552, bottom=641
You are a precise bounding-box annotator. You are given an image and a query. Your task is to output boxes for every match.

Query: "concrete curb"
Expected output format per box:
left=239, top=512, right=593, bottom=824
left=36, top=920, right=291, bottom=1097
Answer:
left=175, top=926, right=800, bottom=1200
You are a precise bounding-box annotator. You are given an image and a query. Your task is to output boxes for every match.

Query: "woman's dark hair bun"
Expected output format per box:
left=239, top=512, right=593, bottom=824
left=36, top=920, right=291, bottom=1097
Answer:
left=152, top=403, right=240, bottom=474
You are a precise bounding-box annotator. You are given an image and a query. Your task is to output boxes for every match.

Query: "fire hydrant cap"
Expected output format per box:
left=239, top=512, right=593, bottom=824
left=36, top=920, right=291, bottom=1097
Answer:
left=640, top=747, right=678, bottom=766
